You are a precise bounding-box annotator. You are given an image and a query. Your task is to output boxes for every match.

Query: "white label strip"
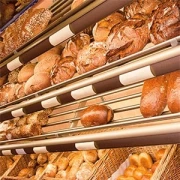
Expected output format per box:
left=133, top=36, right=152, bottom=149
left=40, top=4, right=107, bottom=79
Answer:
left=75, top=142, right=97, bottom=150
left=41, top=97, right=61, bottom=108
left=2, top=150, right=12, bottom=155
left=16, top=149, right=27, bottom=155
left=49, top=25, right=74, bottom=46
left=119, top=66, right=155, bottom=86
left=71, top=85, right=96, bottom=100
left=33, top=146, right=48, bottom=154
left=11, top=108, right=26, bottom=117
left=7, top=57, right=23, bottom=71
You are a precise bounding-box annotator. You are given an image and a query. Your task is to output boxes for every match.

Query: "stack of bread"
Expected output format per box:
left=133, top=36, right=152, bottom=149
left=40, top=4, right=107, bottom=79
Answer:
left=0, top=109, right=51, bottom=140
left=42, top=149, right=108, bottom=180
left=117, top=148, right=166, bottom=180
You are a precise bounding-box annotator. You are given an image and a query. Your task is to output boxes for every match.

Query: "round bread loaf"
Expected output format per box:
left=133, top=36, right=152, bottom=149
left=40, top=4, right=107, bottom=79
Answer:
left=18, top=63, right=36, bottom=83
left=149, top=0, right=180, bottom=44
left=139, top=152, right=153, bottom=169
left=76, top=42, right=107, bottom=74
left=93, top=12, right=125, bottom=42
left=61, top=33, right=90, bottom=58
left=51, top=56, right=76, bottom=85
left=80, top=104, right=114, bottom=127
left=24, top=72, right=51, bottom=95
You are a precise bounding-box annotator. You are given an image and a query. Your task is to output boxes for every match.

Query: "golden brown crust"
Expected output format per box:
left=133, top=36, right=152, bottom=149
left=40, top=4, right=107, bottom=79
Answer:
left=167, top=70, right=180, bottom=113
left=80, top=104, right=114, bottom=127
left=140, top=75, right=168, bottom=117
left=71, top=0, right=87, bottom=10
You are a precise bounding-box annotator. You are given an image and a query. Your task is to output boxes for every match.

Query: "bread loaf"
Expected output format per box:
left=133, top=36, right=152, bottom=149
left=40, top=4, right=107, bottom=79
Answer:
left=76, top=42, right=107, bottom=74
left=139, top=152, right=153, bottom=169
left=51, top=56, right=76, bottom=85
left=167, top=70, right=180, bottom=113
left=106, top=15, right=149, bottom=62
left=34, top=54, right=61, bottom=74
left=44, top=164, right=58, bottom=177
left=61, top=33, right=90, bottom=58
left=93, top=12, right=125, bottom=42
left=18, top=168, right=35, bottom=178
left=37, top=153, right=48, bottom=165
left=55, top=157, right=69, bottom=171
left=24, top=72, right=51, bottom=95
left=80, top=104, right=114, bottom=127
left=140, top=75, right=168, bottom=117
left=18, top=63, right=36, bottom=83
left=149, top=0, right=180, bottom=44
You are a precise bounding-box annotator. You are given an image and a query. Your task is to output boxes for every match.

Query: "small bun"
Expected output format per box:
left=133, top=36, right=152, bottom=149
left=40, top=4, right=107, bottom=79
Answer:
left=97, top=149, right=108, bottom=159
left=141, top=172, right=153, bottom=180
left=139, top=152, right=153, bottom=169
left=155, top=148, right=166, bottom=161
left=133, top=166, right=147, bottom=180
left=82, top=150, right=98, bottom=163
left=129, top=154, right=140, bottom=167
left=124, top=165, right=137, bottom=177
left=80, top=104, right=114, bottom=127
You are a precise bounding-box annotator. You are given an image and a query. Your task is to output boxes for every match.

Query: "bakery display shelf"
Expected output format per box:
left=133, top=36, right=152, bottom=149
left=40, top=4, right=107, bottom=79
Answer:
left=0, top=0, right=132, bottom=75
left=0, top=77, right=179, bottom=154
left=0, top=36, right=179, bottom=110
left=0, top=43, right=179, bottom=122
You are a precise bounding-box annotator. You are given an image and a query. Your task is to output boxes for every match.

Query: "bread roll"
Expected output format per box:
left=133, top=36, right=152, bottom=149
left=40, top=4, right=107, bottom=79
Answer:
left=151, top=161, right=159, bottom=173
left=71, top=0, right=87, bottom=10
left=66, top=165, right=80, bottom=180
left=48, top=152, right=60, bottom=163
left=8, top=68, right=19, bottom=83
left=106, top=15, right=149, bottom=62
left=34, top=54, right=61, bottom=74
left=69, top=152, right=84, bottom=167
left=97, top=149, right=109, bottom=159
left=24, top=72, right=51, bottom=95
left=15, top=83, right=26, bottom=99
left=129, top=154, right=140, bottom=167
left=80, top=104, right=114, bottom=127
left=55, top=170, right=67, bottom=178
left=28, top=159, right=37, bottom=168
left=37, top=153, right=48, bottom=165
left=133, top=166, right=147, bottom=180
left=18, top=168, right=35, bottom=178
left=56, top=157, right=69, bottom=171
left=140, top=75, right=168, bottom=117
left=50, top=56, right=76, bottom=85
left=16, top=116, right=27, bottom=127
left=76, top=162, right=94, bottom=180
left=167, top=70, right=180, bottom=113
left=44, top=163, right=57, bottom=177
left=6, top=156, right=14, bottom=168
left=139, top=152, right=153, bottom=169
left=30, top=154, right=38, bottom=160
left=76, top=42, right=107, bottom=74
left=61, top=33, right=90, bottom=58
left=149, top=1, right=180, bottom=44
left=93, top=12, right=125, bottom=42
left=124, top=165, right=137, bottom=177
left=35, top=166, right=45, bottom=178
left=117, top=176, right=136, bottom=180
left=141, top=172, right=153, bottom=180
left=82, top=150, right=98, bottom=163
left=18, top=63, right=36, bottom=83
left=155, top=148, right=166, bottom=160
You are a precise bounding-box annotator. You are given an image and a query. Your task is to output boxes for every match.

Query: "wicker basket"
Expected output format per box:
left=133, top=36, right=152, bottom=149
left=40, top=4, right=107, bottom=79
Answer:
left=0, top=155, right=22, bottom=180
left=160, top=145, right=180, bottom=180
left=88, top=145, right=174, bottom=180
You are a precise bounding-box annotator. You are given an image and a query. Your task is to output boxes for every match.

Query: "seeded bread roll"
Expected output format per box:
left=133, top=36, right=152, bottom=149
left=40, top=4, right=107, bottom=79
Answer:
left=167, top=70, right=180, bottom=113
left=149, top=0, right=180, bottom=44
left=51, top=56, right=76, bottom=85
left=24, top=72, right=51, bottom=95
left=18, top=63, right=36, bottom=83
left=140, top=75, right=168, bottom=117
left=93, top=12, right=125, bottom=42
left=80, top=104, right=114, bottom=127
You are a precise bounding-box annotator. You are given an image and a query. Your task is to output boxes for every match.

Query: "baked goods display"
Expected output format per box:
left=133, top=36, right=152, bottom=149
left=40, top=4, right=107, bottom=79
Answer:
left=80, top=104, right=114, bottom=127
left=92, top=12, right=125, bottom=42
left=116, top=148, right=166, bottom=180
left=0, top=110, right=50, bottom=140
left=140, top=75, right=168, bottom=118
left=149, top=0, right=180, bottom=44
